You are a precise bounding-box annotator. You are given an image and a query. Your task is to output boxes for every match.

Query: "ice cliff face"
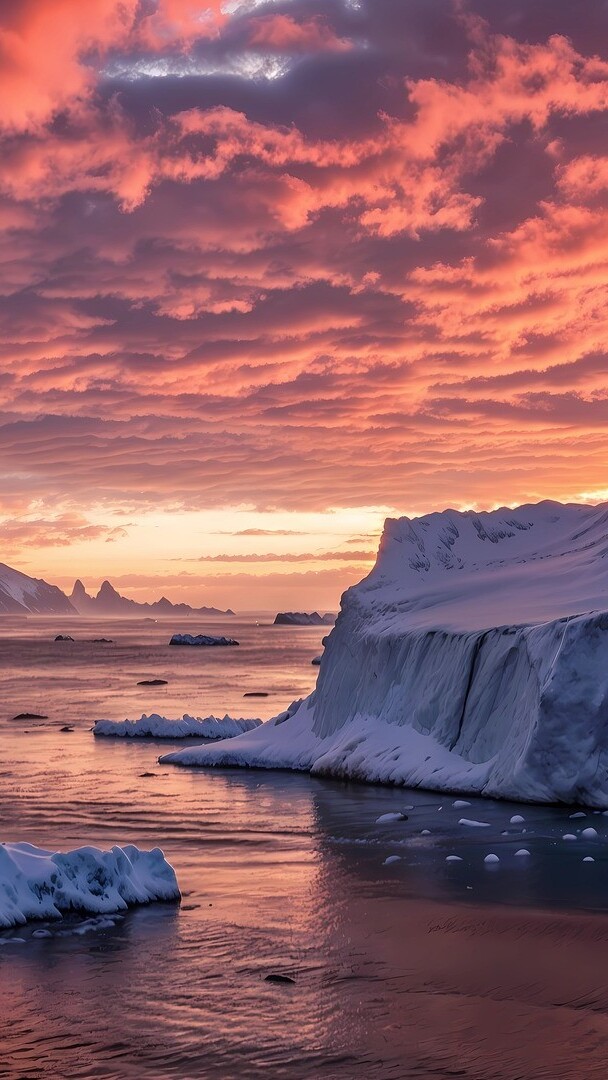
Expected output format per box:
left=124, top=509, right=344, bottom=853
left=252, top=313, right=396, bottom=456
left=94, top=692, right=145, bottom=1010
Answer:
left=161, top=502, right=608, bottom=807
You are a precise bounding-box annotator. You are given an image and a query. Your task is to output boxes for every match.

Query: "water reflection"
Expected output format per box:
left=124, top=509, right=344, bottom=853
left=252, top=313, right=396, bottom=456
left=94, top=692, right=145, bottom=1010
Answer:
left=2, top=723, right=608, bottom=1077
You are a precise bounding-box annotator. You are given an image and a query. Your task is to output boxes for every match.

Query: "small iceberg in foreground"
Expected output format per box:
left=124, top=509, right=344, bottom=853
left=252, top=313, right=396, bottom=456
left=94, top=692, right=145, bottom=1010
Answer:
left=93, top=713, right=262, bottom=739
left=0, top=842, right=180, bottom=928
left=160, top=501, right=608, bottom=808
left=169, top=633, right=239, bottom=647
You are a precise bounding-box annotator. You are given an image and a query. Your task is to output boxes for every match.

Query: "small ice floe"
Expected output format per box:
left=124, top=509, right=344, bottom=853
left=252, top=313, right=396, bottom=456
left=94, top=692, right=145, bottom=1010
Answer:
left=32, top=928, right=53, bottom=938
left=562, top=833, right=577, bottom=841
left=93, top=714, right=261, bottom=739
left=452, top=800, right=471, bottom=809
left=514, top=849, right=530, bottom=857
left=570, top=812, right=586, bottom=819
left=484, top=854, right=500, bottom=864
left=583, top=857, right=595, bottom=863
left=376, top=812, right=407, bottom=824
left=420, top=829, right=431, bottom=836
left=383, top=855, right=402, bottom=866
left=510, top=815, right=525, bottom=824
left=458, top=818, right=490, bottom=828
left=0, top=842, right=180, bottom=928
left=581, top=827, right=598, bottom=840
left=169, top=634, right=239, bottom=647
left=446, top=855, right=463, bottom=863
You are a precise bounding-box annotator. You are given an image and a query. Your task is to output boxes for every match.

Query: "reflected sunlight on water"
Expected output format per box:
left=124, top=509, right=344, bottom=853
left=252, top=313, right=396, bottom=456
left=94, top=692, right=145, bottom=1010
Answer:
left=0, top=618, right=608, bottom=1078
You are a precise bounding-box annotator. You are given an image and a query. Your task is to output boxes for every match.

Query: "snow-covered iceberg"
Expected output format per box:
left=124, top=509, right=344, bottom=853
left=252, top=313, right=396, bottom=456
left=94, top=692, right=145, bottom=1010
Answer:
left=0, top=842, right=180, bottom=928
left=93, top=713, right=262, bottom=738
left=160, top=502, right=608, bottom=807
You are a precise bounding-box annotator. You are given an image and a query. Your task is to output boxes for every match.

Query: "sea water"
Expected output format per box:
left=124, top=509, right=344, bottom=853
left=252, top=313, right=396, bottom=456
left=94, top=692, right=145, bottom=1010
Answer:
left=0, top=616, right=607, bottom=1078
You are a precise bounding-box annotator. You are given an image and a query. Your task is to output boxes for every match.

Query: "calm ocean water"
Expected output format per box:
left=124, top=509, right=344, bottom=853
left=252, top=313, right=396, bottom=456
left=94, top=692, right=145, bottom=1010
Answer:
left=1, top=616, right=608, bottom=1079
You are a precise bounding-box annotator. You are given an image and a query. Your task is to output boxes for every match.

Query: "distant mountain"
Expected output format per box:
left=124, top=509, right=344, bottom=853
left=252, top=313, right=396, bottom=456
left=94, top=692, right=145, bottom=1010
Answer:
left=0, top=562, right=76, bottom=615
left=70, top=579, right=234, bottom=618
left=273, top=611, right=336, bottom=626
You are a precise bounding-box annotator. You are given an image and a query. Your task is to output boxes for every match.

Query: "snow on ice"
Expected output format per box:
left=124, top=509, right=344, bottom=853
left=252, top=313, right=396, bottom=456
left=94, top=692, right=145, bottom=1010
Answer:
left=0, top=843, right=180, bottom=928
left=93, top=714, right=261, bottom=738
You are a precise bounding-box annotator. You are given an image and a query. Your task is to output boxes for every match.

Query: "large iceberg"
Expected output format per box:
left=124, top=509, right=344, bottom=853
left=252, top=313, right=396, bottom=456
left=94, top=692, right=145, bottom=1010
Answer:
left=93, top=713, right=261, bottom=738
left=161, top=502, right=608, bottom=808
left=0, top=842, right=180, bottom=927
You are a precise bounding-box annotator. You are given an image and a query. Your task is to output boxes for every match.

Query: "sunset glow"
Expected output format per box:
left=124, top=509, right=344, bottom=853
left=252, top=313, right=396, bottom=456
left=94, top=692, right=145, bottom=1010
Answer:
left=2, top=0, right=608, bottom=607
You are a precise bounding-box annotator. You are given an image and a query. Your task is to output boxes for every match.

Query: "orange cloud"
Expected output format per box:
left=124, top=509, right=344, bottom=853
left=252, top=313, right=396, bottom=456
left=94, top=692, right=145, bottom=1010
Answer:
left=248, top=14, right=352, bottom=53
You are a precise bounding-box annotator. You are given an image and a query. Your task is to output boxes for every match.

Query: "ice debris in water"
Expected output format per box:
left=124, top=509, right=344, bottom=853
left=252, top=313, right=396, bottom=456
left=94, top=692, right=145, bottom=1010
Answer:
left=376, top=812, right=407, bottom=823
left=510, top=815, right=525, bottom=824
left=562, top=834, right=577, bottom=841
left=452, top=800, right=471, bottom=808
left=446, top=855, right=462, bottom=862
left=93, top=714, right=261, bottom=739
left=581, top=827, right=598, bottom=839
left=583, top=857, right=595, bottom=863
left=459, top=818, right=490, bottom=828
left=382, top=855, right=402, bottom=866
left=570, top=812, right=586, bottom=819
left=514, top=849, right=530, bottom=856
left=484, top=854, right=500, bottom=864
left=0, top=842, right=180, bottom=928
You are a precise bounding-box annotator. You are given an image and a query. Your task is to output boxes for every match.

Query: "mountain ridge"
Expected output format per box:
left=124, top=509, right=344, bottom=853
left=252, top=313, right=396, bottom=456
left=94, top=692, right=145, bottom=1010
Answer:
left=70, top=578, right=234, bottom=618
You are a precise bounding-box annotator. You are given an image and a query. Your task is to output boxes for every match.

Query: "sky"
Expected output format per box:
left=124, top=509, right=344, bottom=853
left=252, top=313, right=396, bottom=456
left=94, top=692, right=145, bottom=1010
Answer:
left=1, top=0, right=608, bottom=610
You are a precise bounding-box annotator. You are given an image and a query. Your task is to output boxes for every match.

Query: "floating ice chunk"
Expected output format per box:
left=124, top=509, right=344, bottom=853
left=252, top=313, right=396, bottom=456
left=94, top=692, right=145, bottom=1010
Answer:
left=514, top=849, right=530, bottom=856
left=376, top=812, right=407, bottom=824
left=581, top=827, right=598, bottom=839
left=570, top=812, right=586, bottom=819
left=583, top=856, right=595, bottom=863
left=453, top=800, right=471, bottom=808
left=459, top=818, right=490, bottom=827
left=446, top=855, right=462, bottom=862
left=510, top=815, right=525, bottom=824
left=169, top=633, right=239, bottom=646
left=382, top=855, right=402, bottom=866
left=93, top=714, right=261, bottom=739
left=0, top=842, right=180, bottom=928
left=484, top=854, right=500, bottom=864
left=562, top=833, right=577, bottom=841
left=420, top=829, right=431, bottom=835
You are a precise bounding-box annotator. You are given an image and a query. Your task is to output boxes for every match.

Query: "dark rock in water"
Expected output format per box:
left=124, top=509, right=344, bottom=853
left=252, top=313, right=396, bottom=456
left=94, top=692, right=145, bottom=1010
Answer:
left=243, top=692, right=269, bottom=697
left=55, top=634, right=74, bottom=641
left=139, top=772, right=156, bottom=777
left=12, top=712, right=48, bottom=720
left=169, top=634, right=239, bottom=647
left=264, top=973, right=296, bottom=985
left=311, top=655, right=322, bottom=665
left=91, top=638, right=113, bottom=643
left=137, top=679, right=168, bottom=686
left=60, top=725, right=74, bottom=732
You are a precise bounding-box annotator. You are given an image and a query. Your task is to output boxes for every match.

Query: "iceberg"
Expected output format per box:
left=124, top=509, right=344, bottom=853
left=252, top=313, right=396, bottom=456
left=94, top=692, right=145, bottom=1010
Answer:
left=169, top=633, right=239, bottom=646
left=93, top=713, right=262, bottom=738
left=160, top=501, right=608, bottom=808
left=0, top=842, right=180, bottom=928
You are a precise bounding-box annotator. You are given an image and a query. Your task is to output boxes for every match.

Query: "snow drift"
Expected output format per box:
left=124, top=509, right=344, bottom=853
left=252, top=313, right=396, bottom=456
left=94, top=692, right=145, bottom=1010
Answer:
left=93, top=713, right=261, bottom=738
left=161, top=501, right=608, bottom=808
left=0, top=842, right=180, bottom=927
